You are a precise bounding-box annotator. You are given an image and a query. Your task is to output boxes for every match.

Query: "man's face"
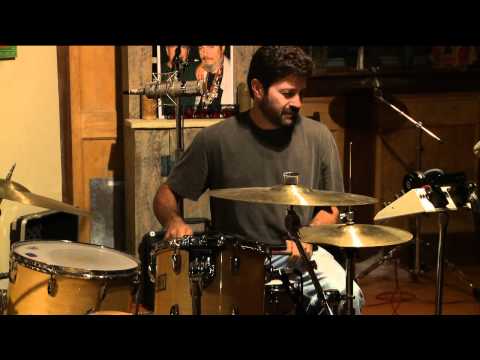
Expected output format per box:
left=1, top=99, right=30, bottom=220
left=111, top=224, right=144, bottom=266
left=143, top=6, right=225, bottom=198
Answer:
left=258, top=74, right=306, bottom=128
left=198, top=46, right=225, bottom=72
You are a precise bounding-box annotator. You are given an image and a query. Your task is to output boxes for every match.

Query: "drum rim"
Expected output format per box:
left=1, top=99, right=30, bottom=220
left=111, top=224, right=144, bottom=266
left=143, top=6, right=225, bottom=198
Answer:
left=10, top=240, right=140, bottom=280
left=151, top=235, right=269, bottom=256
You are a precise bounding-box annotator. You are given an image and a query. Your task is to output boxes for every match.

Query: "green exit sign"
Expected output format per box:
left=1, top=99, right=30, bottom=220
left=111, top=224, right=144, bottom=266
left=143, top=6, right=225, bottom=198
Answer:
left=0, top=46, right=16, bottom=59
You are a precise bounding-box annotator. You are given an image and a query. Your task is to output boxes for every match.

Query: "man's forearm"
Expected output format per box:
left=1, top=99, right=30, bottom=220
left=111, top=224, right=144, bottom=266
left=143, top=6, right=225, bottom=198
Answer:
left=153, top=184, right=183, bottom=227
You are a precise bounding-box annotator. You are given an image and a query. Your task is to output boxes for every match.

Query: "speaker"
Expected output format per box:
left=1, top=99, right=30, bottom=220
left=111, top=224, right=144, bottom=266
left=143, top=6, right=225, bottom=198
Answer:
left=10, top=210, right=79, bottom=245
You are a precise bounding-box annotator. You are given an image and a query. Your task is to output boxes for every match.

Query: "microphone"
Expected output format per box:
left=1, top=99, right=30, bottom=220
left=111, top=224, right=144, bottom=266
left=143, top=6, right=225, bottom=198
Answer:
left=125, top=79, right=206, bottom=98
left=474, top=140, right=480, bottom=157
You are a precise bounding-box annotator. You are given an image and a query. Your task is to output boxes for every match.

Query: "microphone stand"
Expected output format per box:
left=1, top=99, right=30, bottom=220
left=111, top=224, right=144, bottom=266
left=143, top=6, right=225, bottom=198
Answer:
left=172, top=46, right=186, bottom=218
left=372, top=67, right=442, bottom=279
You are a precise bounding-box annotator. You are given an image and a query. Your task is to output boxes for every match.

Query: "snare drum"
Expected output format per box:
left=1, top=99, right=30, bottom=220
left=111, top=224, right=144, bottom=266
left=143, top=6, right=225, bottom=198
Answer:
left=7, top=240, right=140, bottom=315
left=151, top=233, right=267, bottom=315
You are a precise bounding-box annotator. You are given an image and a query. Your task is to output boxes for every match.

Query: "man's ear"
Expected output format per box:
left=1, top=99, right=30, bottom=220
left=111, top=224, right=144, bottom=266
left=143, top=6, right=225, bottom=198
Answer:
left=251, top=78, right=265, bottom=100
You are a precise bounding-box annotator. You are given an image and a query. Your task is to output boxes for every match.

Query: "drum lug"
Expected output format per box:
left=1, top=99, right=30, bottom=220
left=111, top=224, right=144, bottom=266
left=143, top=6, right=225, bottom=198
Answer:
left=99, top=282, right=108, bottom=302
left=0, top=289, right=7, bottom=315
left=148, top=255, right=156, bottom=283
left=232, top=305, right=239, bottom=315
left=48, top=274, right=58, bottom=297
left=231, top=256, right=240, bottom=274
left=9, top=260, right=17, bottom=284
left=171, top=253, right=181, bottom=274
left=170, top=304, right=180, bottom=315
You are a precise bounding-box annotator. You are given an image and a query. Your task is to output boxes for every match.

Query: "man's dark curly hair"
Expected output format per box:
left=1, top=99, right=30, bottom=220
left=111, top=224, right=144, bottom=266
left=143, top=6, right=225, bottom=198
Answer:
left=247, top=46, right=313, bottom=98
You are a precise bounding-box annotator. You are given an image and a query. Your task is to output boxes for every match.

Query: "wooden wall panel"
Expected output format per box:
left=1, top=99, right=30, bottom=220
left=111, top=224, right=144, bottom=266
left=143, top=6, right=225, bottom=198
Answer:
left=67, top=46, right=119, bottom=243
left=374, top=93, right=480, bottom=236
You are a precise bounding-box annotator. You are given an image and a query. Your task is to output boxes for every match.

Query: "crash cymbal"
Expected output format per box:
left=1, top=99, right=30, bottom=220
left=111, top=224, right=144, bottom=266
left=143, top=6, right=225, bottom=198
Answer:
left=0, top=179, right=30, bottom=193
left=299, top=223, right=413, bottom=248
left=209, top=185, right=378, bottom=206
left=0, top=180, right=90, bottom=217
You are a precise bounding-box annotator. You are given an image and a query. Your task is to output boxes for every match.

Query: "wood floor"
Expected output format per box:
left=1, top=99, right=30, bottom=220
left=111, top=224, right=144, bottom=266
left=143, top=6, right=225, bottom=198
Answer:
left=357, top=261, right=480, bottom=315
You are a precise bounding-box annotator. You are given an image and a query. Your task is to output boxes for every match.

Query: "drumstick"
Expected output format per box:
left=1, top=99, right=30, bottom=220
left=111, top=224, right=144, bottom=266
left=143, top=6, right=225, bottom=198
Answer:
left=271, top=250, right=292, bottom=256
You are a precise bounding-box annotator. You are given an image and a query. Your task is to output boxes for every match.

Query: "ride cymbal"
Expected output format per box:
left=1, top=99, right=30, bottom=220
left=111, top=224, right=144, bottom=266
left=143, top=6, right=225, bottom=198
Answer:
left=209, top=185, right=378, bottom=207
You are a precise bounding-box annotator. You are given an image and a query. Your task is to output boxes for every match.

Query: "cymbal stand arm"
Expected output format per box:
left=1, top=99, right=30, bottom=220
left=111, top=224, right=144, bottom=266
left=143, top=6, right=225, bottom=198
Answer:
left=0, top=163, right=16, bottom=216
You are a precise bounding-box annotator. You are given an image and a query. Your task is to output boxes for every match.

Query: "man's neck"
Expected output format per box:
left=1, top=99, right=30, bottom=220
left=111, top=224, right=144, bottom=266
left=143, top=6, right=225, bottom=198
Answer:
left=249, top=106, right=279, bottom=130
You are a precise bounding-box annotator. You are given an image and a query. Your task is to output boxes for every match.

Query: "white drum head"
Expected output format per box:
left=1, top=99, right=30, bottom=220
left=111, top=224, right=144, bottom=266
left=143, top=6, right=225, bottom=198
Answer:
left=13, top=241, right=138, bottom=272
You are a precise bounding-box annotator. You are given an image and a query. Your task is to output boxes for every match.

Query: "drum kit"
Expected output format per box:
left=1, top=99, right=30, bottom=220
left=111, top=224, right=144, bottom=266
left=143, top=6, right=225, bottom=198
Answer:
left=0, top=168, right=413, bottom=315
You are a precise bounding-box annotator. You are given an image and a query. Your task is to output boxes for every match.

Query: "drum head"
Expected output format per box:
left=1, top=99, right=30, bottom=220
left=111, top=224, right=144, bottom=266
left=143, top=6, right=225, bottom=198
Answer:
left=13, top=241, right=139, bottom=275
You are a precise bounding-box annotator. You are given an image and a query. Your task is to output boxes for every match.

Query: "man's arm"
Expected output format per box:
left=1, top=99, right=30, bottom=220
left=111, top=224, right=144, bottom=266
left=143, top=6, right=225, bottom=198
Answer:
left=309, top=206, right=339, bottom=226
left=153, top=184, right=193, bottom=240
left=286, top=206, right=340, bottom=262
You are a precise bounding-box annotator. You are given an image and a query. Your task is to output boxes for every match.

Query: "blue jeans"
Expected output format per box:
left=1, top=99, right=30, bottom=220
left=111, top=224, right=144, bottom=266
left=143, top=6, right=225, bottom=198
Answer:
left=269, top=246, right=365, bottom=314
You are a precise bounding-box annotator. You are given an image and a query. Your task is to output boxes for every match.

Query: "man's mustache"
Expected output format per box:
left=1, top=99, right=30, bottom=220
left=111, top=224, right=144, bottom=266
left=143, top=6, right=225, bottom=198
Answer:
left=283, top=106, right=300, bottom=115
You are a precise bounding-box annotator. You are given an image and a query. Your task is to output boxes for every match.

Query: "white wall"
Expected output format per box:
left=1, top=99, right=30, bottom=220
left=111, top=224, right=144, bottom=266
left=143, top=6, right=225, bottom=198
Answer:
left=0, top=46, right=62, bottom=289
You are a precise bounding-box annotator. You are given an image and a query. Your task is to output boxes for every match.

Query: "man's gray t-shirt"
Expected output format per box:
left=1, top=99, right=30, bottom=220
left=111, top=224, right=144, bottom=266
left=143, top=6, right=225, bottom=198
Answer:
left=166, top=111, right=344, bottom=246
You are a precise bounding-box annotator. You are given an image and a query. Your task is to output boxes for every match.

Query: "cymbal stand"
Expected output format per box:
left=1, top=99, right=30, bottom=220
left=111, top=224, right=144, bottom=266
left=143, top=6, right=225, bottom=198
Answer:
left=0, top=164, right=16, bottom=280
left=285, top=206, right=334, bottom=316
left=435, top=211, right=449, bottom=315
left=372, top=67, right=442, bottom=278
left=0, top=163, right=16, bottom=217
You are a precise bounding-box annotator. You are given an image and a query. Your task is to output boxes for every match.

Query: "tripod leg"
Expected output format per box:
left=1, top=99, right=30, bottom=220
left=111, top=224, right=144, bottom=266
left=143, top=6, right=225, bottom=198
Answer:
left=356, top=247, right=400, bottom=281
left=444, top=259, right=480, bottom=301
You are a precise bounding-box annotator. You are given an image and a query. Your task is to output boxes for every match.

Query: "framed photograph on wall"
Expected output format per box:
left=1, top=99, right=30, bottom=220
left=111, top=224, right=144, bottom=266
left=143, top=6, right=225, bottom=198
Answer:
left=156, top=45, right=234, bottom=119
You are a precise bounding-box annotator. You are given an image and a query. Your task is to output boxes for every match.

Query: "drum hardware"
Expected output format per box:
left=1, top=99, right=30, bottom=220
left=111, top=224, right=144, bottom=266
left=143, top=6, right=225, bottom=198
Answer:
left=99, top=282, right=108, bottom=303
left=285, top=202, right=333, bottom=314
left=47, top=274, right=57, bottom=297
left=0, top=289, right=7, bottom=315
left=171, top=252, right=182, bottom=274
left=190, top=277, right=202, bottom=315
left=231, top=255, right=240, bottom=273
left=170, top=304, right=180, bottom=315
left=9, top=260, right=17, bottom=284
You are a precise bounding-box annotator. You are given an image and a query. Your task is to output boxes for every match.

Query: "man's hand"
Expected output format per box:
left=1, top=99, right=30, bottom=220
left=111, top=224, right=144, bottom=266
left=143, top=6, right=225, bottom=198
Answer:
left=309, top=206, right=339, bottom=226
left=163, top=216, right=193, bottom=240
left=286, top=239, right=313, bottom=265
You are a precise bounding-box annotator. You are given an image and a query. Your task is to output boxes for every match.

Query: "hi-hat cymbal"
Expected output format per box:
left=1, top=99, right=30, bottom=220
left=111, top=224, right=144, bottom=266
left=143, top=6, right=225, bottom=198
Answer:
left=299, top=223, right=413, bottom=248
left=209, top=185, right=378, bottom=207
left=0, top=179, right=90, bottom=217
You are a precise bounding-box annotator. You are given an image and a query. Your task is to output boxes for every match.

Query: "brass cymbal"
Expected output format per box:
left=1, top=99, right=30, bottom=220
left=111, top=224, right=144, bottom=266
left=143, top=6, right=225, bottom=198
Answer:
left=0, top=179, right=90, bottom=217
left=0, top=179, right=30, bottom=193
left=209, top=185, right=378, bottom=206
left=299, top=223, right=413, bottom=248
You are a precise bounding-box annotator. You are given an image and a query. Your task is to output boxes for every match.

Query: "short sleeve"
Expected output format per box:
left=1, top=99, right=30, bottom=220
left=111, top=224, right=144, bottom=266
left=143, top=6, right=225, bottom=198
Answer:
left=165, top=129, right=209, bottom=201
